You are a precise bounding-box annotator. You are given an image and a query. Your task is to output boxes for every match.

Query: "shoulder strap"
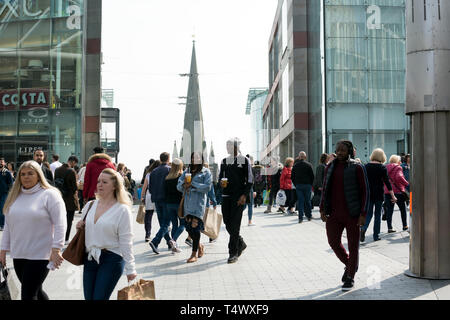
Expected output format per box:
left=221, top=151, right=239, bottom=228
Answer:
left=83, top=200, right=95, bottom=222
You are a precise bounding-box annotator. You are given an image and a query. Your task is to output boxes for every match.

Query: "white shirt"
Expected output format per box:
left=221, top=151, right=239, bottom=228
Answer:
left=145, top=173, right=155, bottom=210
left=0, top=184, right=66, bottom=260
left=50, top=161, right=63, bottom=177
left=81, top=200, right=136, bottom=275
left=77, top=166, right=86, bottom=184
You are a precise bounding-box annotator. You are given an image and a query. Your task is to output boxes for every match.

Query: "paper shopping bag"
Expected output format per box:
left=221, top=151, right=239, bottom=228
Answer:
left=136, top=204, right=145, bottom=224
left=202, top=207, right=223, bottom=240
left=117, top=279, right=156, bottom=300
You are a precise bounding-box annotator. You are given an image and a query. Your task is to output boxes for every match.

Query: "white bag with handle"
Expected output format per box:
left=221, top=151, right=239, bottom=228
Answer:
left=276, top=190, right=287, bottom=206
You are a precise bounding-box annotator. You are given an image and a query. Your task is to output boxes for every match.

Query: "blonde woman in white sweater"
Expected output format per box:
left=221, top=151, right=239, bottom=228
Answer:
left=0, top=161, right=66, bottom=300
left=76, top=168, right=137, bottom=300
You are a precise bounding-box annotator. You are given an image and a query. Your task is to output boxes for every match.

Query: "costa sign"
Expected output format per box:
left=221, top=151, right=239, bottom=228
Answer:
left=0, top=89, right=50, bottom=110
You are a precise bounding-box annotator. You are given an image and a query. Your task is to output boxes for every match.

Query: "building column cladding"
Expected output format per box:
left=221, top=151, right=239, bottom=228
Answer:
left=82, top=0, right=102, bottom=162
left=406, top=0, right=450, bottom=279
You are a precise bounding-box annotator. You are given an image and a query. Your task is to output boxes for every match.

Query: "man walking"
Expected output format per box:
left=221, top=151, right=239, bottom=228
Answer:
left=33, top=149, right=54, bottom=185
left=291, top=151, right=315, bottom=223
left=50, top=154, right=63, bottom=178
left=320, top=140, right=369, bottom=291
left=219, top=138, right=253, bottom=264
left=148, top=152, right=173, bottom=254
left=0, top=158, right=13, bottom=231
left=55, top=156, right=79, bottom=243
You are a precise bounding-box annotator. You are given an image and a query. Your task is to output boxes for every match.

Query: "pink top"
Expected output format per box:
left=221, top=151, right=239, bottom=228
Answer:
left=384, top=163, right=409, bottom=194
left=1, top=183, right=67, bottom=260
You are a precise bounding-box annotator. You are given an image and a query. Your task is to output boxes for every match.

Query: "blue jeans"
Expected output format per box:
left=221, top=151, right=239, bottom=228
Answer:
left=0, top=193, right=7, bottom=228
left=362, top=200, right=383, bottom=240
left=246, top=187, right=254, bottom=221
left=83, top=250, right=125, bottom=300
left=295, top=184, right=312, bottom=220
left=152, top=201, right=172, bottom=247
left=152, top=201, right=175, bottom=247
left=166, top=203, right=183, bottom=241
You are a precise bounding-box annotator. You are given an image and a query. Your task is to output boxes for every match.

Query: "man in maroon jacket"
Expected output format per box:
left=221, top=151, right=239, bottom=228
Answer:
left=83, top=147, right=116, bottom=202
left=320, top=140, right=369, bottom=291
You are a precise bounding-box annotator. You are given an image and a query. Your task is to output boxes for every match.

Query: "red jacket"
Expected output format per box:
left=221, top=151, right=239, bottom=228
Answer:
left=280, top=166, right=292, bottom=190
left=384, top=163, right=409, bottom=194
left=83, top=154, right=116, bottom=199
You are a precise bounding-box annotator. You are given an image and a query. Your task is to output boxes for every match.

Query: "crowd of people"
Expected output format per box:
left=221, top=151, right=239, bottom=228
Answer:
left=0, top=139, right=411, bottom=299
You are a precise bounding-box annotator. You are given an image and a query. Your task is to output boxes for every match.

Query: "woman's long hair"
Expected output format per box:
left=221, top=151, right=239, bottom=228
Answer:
left=3, top=160, right=58, bottom=214
left=189, top=152, right=204, bottom=176
left=145, top=160, right=161, bottom=176
left=166, top=158, right=184, bottom=180
left=97, top=168, right=132, bottom=207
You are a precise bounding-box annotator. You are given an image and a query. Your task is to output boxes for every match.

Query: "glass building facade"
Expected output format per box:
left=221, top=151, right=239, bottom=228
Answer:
left=324, top=0, right=409, bottom=161
left=246, top=88, right=268, bottom=162
left=0, top=0, right=84, bottom=165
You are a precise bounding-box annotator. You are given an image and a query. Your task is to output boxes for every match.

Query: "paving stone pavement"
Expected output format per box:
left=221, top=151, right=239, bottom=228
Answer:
left=1, top=204, right=449, bottom=300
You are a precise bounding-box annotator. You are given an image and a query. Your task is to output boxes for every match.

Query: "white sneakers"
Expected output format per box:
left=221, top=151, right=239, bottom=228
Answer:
left=170, top=240, right=182, bottom=254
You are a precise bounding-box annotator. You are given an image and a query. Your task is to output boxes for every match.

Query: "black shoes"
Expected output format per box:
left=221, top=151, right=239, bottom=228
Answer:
left=342, top=276, right=354, bottom=291
left=238, top=242, right=247, bottom=257
left=360, top=229, right=366, bottom=242
left=149, top=241, right=159, bottom=254
left=227, top=255, right=239, bottom=264
left=185, top=238, right=193, bottom=247
left=341, top=268, right=348, bottom=283
left=298, top=219, right=303, bottom=223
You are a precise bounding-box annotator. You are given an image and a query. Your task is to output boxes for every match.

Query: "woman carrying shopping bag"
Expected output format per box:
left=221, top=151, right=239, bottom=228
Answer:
left=177, top=152, right=212, bottom=263
left=0, top=161, right=66, bottom=300
left=76, top=168, right=137, bottom=300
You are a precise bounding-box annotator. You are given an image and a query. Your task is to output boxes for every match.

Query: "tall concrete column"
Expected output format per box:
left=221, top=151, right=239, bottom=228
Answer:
left=81, top=0, right=102, bottom=162
left=406, top=0, right=450, bottom=279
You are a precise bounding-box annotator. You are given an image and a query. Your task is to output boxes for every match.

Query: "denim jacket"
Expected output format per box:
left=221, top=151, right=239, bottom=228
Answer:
left=177, top=167, right=212, bottom=220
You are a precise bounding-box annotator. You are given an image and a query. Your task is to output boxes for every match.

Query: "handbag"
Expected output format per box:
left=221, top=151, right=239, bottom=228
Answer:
left=117, top=279, right=156, bottom=300
left=312, top=191, right=322, bottom=207
left=62, top=201, right=95, bottom=266
left=276, top=189, right=286, bottom=206
left=178, top=190, right=186, bottom=218
left=0, top=267, right=19, bottom=300
left=202, top=207, right=223, bottom=240
left=136, top=204, right=145, bottom=224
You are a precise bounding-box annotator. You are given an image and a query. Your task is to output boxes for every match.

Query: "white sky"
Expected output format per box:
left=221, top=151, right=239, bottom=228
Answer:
left=101, top=0, right=278, bottom=181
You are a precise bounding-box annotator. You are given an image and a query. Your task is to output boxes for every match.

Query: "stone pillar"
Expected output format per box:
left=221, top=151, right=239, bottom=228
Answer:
left=405, top=0, right=450, bottom=279
left=81, top=0, right=102, bottom=162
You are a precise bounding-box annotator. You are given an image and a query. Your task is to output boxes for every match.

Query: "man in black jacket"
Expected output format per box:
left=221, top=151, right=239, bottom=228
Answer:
left=33, top=149, right=54, bottom=186
left=291, top=151, right=314, bottom=222
left=0, top=157, right=13, bottom=231
left=55, top=156, right=79, bottom=243
left=219, top=138, right=253, bottom=264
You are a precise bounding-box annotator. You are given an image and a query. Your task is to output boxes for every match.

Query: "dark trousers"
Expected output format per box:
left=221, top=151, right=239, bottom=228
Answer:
left=326, top=214, right=360, bottom=279
left=13, top=259, right=50, bottom=300
left=153, top=201, right=172, bottom=247
left=144, top=209, right=154, bottom=239
left=188, top=229, right=201, bottom=252
left=283, top=189, right=296, bottom=210
left=221, top=197, right=246, bottom=256
left=83, top=250, right=125, bottom=300
left=78, top=190, right=84, bottom=211
left=0, top=193, right=7, bottom=228
left=295, top=184, right=312, bottom=220
left=362, top=200, right=383, bottom=239
left=66, top=210, right=75, bottom=241
left=385, top=193, right=408, bottom=229
left=268, top=188, right=278, bottom=206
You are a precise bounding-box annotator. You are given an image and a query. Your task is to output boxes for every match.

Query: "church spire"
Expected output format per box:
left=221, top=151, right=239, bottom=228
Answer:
left=172, top=140, right=179, bottom=160
left=179, top=41, right=206, bottom=165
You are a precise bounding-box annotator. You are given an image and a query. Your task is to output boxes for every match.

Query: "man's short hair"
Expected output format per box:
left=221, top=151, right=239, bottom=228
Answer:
left=93, top=147, right=104, bottom=154
left=160, top=152, right=170, bottom=163
left=68, top=156, right=79, bottom=163
left=52, top=154, right=59, bottom=161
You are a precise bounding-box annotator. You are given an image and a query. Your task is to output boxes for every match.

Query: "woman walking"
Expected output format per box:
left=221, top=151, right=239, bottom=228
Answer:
left=384, top=155, right=409, bottom=232
left=360, top=149, right=396, bottom=242
left=164, top=158, right=184, bottom=253
left=264, top=157, right=282, bottom=213
left=140, top=160, right=160, bottom=242
left=279, top=157, right=296, bottom=215
left=312, top=153, right=328, bottom=208
left=0, top=161, right=66, bottom=300
left=177, top=152, right=212, bottom=263
left=76, top=168, right=137, bottom=300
